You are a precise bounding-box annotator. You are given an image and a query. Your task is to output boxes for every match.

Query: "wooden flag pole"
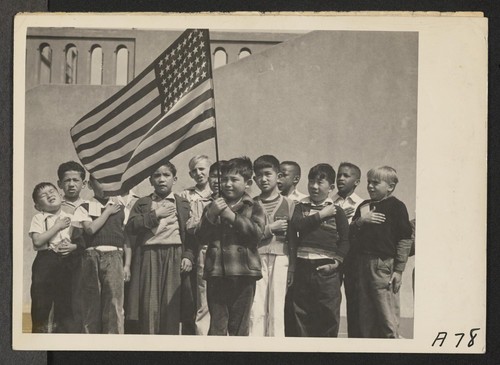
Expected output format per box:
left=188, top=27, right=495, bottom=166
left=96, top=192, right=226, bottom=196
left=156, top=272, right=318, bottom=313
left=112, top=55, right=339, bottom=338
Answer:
left=206, top=30, right=222, bottom=194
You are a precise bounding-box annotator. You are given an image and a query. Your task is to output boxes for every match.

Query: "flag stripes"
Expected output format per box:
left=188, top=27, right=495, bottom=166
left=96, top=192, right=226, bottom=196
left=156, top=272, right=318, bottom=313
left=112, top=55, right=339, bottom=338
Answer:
left=71, top=29, right=216, bottom=195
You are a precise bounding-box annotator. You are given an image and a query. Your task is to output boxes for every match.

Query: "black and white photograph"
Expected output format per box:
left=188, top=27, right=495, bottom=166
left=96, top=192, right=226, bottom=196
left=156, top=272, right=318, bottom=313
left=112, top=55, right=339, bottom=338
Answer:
left=12, top=13, right=486, bottom=352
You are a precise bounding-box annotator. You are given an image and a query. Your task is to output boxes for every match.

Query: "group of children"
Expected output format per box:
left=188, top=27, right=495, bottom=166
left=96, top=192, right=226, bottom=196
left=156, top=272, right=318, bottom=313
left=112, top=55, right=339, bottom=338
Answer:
left=28, top=155, right=413, bottom=338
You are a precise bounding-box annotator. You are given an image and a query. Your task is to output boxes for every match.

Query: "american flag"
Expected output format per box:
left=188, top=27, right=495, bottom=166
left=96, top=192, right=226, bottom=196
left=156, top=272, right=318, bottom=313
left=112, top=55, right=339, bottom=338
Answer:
left=70, top=29, right=216, bottom=195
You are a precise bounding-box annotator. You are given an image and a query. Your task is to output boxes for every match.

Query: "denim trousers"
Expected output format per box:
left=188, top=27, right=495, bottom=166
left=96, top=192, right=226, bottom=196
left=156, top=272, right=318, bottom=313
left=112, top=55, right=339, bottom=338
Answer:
left=206, top=276, right=256, bottom=336
left=357, top=255, right=399, bottom=338
left=80, top=249, right=124, bottom=334
left=287, top=258, right=341, bottom=337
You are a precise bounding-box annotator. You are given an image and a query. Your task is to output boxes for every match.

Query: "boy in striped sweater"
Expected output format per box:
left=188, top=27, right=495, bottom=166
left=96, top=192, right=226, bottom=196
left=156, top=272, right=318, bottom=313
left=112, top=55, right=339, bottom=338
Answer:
left=287, top=163, right=349, bottom=337
left=250, top=155, right=296, bottom=337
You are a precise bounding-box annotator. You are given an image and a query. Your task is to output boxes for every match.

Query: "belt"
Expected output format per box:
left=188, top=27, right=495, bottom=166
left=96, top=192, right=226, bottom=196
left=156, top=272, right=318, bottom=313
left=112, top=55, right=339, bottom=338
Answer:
left=86, top=245, right=123, bottom=252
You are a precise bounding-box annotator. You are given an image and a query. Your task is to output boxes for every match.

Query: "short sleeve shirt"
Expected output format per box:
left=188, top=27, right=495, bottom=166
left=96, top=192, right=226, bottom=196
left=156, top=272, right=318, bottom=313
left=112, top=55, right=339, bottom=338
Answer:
left=29, top=210, right=73, bottom=251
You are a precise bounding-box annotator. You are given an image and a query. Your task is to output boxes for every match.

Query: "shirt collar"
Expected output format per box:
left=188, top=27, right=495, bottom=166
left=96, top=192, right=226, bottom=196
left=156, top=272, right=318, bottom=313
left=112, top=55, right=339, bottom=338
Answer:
left=332, top=192, right=363, bottom=204
left=227, top=193, right=254, bottom=211
left=113, top=190, right=139, bottom=206
left=301, top=196, right=334, bottom=206
left=187, top=185, right=212, bottom=198
left=62, top=198, right=85, bottom=207
left=41, top=209, right=65, bottom=218
left=152, top=191, right=176, bottom=202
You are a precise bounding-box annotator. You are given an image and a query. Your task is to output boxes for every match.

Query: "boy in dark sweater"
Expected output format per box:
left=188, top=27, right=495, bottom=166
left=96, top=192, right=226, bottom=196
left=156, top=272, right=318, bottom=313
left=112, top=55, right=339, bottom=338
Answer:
left=350, top=166, right=412, bottom=338
left=287, top=164, right=349, bottom=337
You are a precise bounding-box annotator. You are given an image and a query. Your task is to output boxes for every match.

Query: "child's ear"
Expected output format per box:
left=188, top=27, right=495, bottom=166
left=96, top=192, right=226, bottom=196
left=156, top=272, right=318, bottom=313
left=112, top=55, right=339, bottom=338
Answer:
left=354, top=179, right=360, bottom=187
left=57, top=180, right=63, bottom=189
left=293, top=175, right=300, bottom=185
left=329, top=183, right=335, bottom=192
left=173, top=176, right=178, bottom=184
left=246, top=179, right=253, bottom=189
left=188, top=170, right=195, bottom=179
left=388, top=183, right=396, bottom=193
left=82, top=180, right=87, bottom=189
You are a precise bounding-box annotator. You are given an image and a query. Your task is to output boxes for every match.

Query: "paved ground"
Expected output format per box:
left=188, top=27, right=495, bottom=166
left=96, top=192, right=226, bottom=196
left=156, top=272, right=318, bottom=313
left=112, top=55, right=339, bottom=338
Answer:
left=23, top=313, right=414, bottom=338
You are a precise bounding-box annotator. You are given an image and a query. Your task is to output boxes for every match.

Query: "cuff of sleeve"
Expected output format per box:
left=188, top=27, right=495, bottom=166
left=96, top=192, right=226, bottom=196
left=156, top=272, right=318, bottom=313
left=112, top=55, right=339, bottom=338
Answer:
left=394, top=262, right=406, bottom=273
left=332, top=254, right=344, bottom=263
left=313, top=212, right=322, bottom=222
left=181, top=251, right=195, bottom=263
left=264, top=224, right=274, bottom=239
left=205, top=212, right=218, bottom=225
left=149, top=210, right=159, bottom=227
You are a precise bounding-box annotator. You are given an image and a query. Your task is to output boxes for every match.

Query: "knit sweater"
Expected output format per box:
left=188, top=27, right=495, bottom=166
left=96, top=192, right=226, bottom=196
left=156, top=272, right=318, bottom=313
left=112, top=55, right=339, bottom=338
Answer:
left=351, top=196, right=413, bottom=272
left=291, top=199, right=349, bottom=264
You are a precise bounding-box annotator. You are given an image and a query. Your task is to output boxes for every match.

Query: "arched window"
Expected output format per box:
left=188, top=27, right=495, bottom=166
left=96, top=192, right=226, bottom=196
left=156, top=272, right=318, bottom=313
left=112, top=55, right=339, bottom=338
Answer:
left=238, top=48, right=251, bottom=59
left=65, top=44, right=78, bottom=84
left=39, top=43, right=52, bottom=84
left=115, top=46, right=128, bottom=85
left=90, top=45, right=103, bottom=85
left=213, top=48, right=227, bottom=69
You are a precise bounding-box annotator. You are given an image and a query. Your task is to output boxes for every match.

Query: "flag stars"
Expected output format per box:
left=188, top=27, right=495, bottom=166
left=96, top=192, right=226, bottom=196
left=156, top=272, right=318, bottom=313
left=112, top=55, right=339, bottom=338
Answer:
left=195, top=56, right=200, bottom=64
left=201, top=71, right=207, bottom=78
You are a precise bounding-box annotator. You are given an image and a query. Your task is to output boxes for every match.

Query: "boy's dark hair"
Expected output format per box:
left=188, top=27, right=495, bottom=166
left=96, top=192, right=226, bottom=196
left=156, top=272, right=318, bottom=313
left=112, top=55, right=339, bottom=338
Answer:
left=57, top=161, right=86, bottom=181
left=280, top=160, right=301, bottom=176
left=308, top=163, right=336, bottom=184
left=253, top=155, right=280, bottom=173
left=151, top=160, right=177, bottom=177
left=209, top=160, right=228, bottom=175
left=222, top=156, right=253, bottom=181
left=338, top=162, right=361, bottom=180
left=32, top=182, right=58, bottom=204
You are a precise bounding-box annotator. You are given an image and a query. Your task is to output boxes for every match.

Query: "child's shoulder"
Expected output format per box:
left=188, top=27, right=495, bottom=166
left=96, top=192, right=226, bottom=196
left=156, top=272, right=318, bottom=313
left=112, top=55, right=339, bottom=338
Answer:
left=385, top=196, right=408, bottom=209
left=174, top=192, right=190, bottom=203
left=30, top=211, right=45, bottom=221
